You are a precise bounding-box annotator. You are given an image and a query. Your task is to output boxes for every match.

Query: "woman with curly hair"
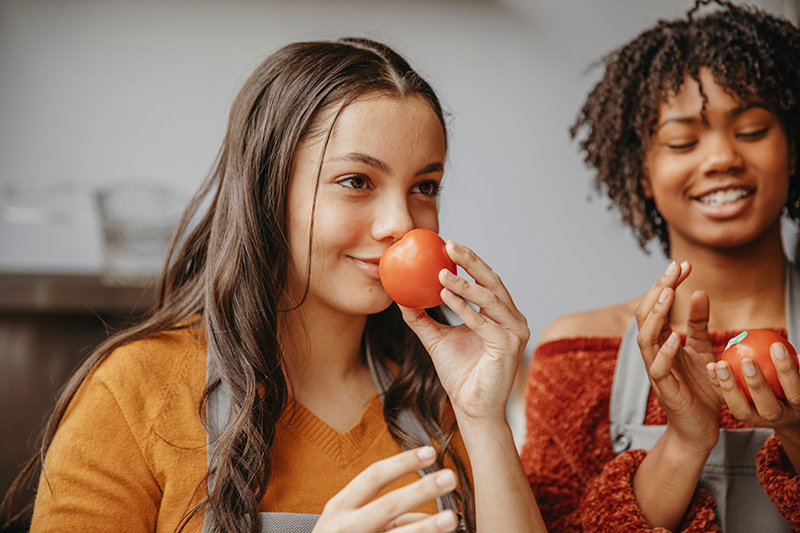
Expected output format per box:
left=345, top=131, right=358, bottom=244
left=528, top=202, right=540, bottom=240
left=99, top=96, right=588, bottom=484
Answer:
left=521, top=1, right=800, bottom=531
left=1, top=37, right=546, bottom=533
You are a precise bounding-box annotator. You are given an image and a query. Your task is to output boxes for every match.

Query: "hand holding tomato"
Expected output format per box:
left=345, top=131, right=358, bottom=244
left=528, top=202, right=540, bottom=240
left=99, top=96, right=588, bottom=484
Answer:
left=394, top=239, right=529, bottom=423
left=719, top=330, right=798, bottom=402
left=708, top=329, right=800, bottom=436
left=380, top=229, right=456, bottom=309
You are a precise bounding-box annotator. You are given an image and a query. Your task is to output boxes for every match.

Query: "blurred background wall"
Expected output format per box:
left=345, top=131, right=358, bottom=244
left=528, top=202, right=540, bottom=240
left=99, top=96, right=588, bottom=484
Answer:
left=1, top=0, right=797, bottom=504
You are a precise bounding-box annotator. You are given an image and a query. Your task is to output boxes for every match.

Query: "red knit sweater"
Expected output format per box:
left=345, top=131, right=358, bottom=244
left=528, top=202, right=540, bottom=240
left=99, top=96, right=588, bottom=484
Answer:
left=520, top=331, right=800, bottom=532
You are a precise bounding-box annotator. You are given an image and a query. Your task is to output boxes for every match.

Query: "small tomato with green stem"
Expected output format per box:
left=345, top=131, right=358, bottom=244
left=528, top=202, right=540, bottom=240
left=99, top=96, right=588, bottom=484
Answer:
left=720, top=329, right=799, bottom=402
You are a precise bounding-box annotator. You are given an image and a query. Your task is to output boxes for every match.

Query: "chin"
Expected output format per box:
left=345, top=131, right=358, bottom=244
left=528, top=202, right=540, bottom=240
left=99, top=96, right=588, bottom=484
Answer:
left=342, top=294, right=394, bottom=317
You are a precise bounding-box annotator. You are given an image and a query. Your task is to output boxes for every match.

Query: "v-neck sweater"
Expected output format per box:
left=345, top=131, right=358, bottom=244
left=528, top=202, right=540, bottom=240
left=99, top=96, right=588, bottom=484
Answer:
left=520, top=333, right=800, bottom=533
left=30, top=325, right=470, bottom=533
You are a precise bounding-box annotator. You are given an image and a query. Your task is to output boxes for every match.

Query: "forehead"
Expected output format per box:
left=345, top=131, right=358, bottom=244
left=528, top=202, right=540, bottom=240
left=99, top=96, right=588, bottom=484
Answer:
left=655, top=68, right=763, bottom=122
left=327, top=91, right=439, bottom=129
left=333, top=93, right=441, bottom=137
left=300, top=92, right=445, bottom=156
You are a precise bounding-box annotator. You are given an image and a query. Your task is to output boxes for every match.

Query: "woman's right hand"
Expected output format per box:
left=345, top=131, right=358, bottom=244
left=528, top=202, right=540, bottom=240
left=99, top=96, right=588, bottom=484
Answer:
left=632, top=260, right=721, bottom=530
left=634, top=260, right=720, bottom=452
left=312, top=446, right=459, bottom=533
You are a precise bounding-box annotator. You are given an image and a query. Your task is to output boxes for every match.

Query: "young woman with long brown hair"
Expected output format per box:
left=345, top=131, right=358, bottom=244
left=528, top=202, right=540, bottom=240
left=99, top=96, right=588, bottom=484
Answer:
left=2, top=37, right=545, bottom=533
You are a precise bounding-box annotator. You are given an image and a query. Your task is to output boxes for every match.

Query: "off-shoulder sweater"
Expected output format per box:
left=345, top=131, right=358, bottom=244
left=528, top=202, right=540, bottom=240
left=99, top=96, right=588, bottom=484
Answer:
left=30, top=326, right=470, bottom=533
left=520, top=331, right=800, bottom=533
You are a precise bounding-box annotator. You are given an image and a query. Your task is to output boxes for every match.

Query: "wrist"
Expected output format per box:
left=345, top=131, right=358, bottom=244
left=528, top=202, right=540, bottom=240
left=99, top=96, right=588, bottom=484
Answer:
left=453, top=410, right=513, bottom=443
left=653, top=426, right=716, bottom=474
left=665, top=424, right=718, bottom=459
left=774, top=424, right=800, bottom=444
left=774, top=425, right=800, bottom=460
left=633, top=428, right=714, bottom=531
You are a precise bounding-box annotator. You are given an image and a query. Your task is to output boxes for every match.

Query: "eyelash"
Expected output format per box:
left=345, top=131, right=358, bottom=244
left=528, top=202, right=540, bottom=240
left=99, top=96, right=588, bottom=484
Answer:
left=668, top=141, right=698, bottom=152
left=667, top=126, right=771, bottom=152
left=737, top=127, right=769, bottom=141
left=338, top=175, right=370, bottom=190
left=337, top=176, right=441, bottom=197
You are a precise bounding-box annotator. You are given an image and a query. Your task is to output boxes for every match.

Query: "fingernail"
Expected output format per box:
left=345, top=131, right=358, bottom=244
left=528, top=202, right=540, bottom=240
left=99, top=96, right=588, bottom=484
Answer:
left=742, top=358, right=757, bottom=377
left=666, top=261, right=677, bottom=275
left=666, top=332, right=678, bottom=347
left=706, top=363, right=717, bottom=379
left=658, top=288, right=669, bottom=303
left=441, top=269, right=457, bottom=281
left=449, top=241, right=463, bottom=254
left=773, top=342, right=788, bottom=361
left=717, top=364, right=730, bottom=380
left=436, top=469, right=456, bottom=488
left=436, top=511, right=457, bottom=529
left=417, top=446, right=436, bottom=460
left=680, top=260, right=689, bottom=271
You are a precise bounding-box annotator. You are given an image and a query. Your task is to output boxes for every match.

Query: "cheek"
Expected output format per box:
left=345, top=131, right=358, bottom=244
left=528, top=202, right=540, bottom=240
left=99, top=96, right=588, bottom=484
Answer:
left=644, top=155, right=693, bottom=202
left=308, top=205, right=366, bottom=257
left=750, top=144, right=791, bottom=204
left=409, top=202, right=440, bottom=234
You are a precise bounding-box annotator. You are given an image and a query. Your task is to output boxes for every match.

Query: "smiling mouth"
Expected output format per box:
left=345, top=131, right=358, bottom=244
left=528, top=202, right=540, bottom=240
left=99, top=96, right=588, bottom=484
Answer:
left=697, top=188, right=752, bottom=206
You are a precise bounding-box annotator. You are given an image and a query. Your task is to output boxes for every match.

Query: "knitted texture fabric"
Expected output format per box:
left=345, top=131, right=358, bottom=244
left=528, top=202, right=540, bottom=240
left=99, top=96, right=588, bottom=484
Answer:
left=521, top=332, right=800, bottom=533
left=30, top=326, right=469, bottom=532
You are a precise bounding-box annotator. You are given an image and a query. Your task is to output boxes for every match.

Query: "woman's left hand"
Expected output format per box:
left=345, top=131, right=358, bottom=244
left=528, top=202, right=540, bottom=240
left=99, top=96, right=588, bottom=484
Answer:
left=707, top=342, right=800, bottom=435
left=707, top=344, right=800, bottom=473
left=398, top=241, right=529, bottom=423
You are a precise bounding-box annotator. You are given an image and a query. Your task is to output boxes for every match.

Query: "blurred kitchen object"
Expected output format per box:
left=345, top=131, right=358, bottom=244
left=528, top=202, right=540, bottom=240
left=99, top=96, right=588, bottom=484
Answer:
left=95, top=178, right=187, bottom=286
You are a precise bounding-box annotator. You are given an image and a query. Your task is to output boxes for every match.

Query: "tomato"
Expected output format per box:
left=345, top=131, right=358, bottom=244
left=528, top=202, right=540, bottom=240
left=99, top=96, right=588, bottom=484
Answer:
left=720, top=329, right=798, bottom=402
left=379, top=228, right=456, bottom=309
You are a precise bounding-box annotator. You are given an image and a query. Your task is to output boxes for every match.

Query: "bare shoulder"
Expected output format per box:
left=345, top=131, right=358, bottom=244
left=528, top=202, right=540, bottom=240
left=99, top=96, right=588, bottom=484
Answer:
left=538, top=296, right=643, bottom=344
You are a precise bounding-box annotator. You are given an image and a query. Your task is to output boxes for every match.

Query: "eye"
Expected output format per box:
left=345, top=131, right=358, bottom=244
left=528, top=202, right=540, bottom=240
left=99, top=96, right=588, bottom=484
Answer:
left=656, top=129, right=699, bottom=153
left=667, top=140, right=698, bottom=152
left=412, top=180, right=440, bottom=197
left=338, top=175, right=371, bottom=190
left=736, top=126, right=769, bottom=141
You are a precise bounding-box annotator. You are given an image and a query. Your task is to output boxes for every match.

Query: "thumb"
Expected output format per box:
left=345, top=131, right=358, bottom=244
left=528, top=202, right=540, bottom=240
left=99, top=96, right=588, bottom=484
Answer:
left=686, top=290, right=714, bottom=361
left=398, top=305, right=445, bottom=349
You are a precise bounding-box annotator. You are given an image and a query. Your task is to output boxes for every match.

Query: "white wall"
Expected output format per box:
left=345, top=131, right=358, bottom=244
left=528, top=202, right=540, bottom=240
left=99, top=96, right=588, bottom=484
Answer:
left=0, top=0, right=792, bottom=350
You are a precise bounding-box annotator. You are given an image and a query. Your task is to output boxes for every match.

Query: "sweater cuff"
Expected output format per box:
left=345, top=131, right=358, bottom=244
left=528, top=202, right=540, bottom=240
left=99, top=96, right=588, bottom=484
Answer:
left=581, top=449, right=720, bottom=533
left=757, top=433, right=800, bottom=528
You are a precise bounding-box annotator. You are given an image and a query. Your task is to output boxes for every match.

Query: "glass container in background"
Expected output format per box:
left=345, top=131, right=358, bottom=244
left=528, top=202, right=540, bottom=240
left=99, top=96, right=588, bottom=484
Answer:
left=95, top=178, right=187, bottom=286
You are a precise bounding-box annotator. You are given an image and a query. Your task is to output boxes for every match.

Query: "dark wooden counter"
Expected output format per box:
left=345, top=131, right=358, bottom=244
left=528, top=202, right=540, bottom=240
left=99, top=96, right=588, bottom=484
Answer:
left=0, top=272, right=155, bottom=524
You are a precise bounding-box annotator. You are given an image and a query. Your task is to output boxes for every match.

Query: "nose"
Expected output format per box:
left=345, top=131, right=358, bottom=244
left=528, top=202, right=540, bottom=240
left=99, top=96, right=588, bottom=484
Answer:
left=701, top=132, right=744, bottom=176
left=372, top=194, right=415, bottom=243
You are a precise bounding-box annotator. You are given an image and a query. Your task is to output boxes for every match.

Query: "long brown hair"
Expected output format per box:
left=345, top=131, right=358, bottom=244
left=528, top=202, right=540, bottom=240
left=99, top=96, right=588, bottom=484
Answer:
left=2, top=37, right=475, bottom=532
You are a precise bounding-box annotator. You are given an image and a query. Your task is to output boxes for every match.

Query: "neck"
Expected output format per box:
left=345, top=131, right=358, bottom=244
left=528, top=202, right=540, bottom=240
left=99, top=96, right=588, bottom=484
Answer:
left=667, top=221, right=787, bottom=332
left=278, top=303, right=378, bottom=433
left=279, top=304, right=368, bottom=391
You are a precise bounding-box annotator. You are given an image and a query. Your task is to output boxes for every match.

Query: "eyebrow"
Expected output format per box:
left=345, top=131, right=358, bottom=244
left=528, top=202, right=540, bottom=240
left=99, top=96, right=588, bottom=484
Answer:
left=730, top=101, right=772, bottom=117
left=331, top=152, right=390, bottom=173
left=416, top=162, right=444, bottom=176
left=655, top=101, right=773, bottom=131
left=330, top=152, right=444, bottom=176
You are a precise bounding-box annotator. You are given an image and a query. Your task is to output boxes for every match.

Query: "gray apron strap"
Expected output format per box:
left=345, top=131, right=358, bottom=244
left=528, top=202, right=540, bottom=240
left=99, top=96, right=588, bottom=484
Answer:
left=204, top=343, right=458, bottom=532
left=366, top=347, right=460, bottom=515
left=608, top=261, right=800, bottom=532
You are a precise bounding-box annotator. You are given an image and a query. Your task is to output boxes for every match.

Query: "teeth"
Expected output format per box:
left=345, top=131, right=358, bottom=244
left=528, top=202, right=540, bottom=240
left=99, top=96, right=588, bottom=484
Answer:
left=700, top=189, right=750, bottom=206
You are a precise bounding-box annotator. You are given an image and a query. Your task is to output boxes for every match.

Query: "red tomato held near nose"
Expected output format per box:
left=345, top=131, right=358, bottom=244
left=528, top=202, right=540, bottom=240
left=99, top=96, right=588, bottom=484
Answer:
left=379, top=228, right=456, bottom=309
left=720, top=329, right=798, bottom=402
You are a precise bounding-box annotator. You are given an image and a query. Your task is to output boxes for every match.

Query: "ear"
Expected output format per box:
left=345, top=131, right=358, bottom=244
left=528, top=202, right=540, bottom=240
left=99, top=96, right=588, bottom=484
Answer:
left=640, top=176, right=654, bottom=199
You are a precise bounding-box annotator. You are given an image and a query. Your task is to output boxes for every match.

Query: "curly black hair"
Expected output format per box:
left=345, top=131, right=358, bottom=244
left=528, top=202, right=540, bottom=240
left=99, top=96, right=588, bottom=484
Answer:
left=571, top=0, right=800, bottom=256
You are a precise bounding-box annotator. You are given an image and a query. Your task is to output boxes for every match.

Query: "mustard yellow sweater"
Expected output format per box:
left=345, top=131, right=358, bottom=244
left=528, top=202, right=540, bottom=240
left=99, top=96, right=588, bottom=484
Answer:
left=31, top=326, right=469, bottom=532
